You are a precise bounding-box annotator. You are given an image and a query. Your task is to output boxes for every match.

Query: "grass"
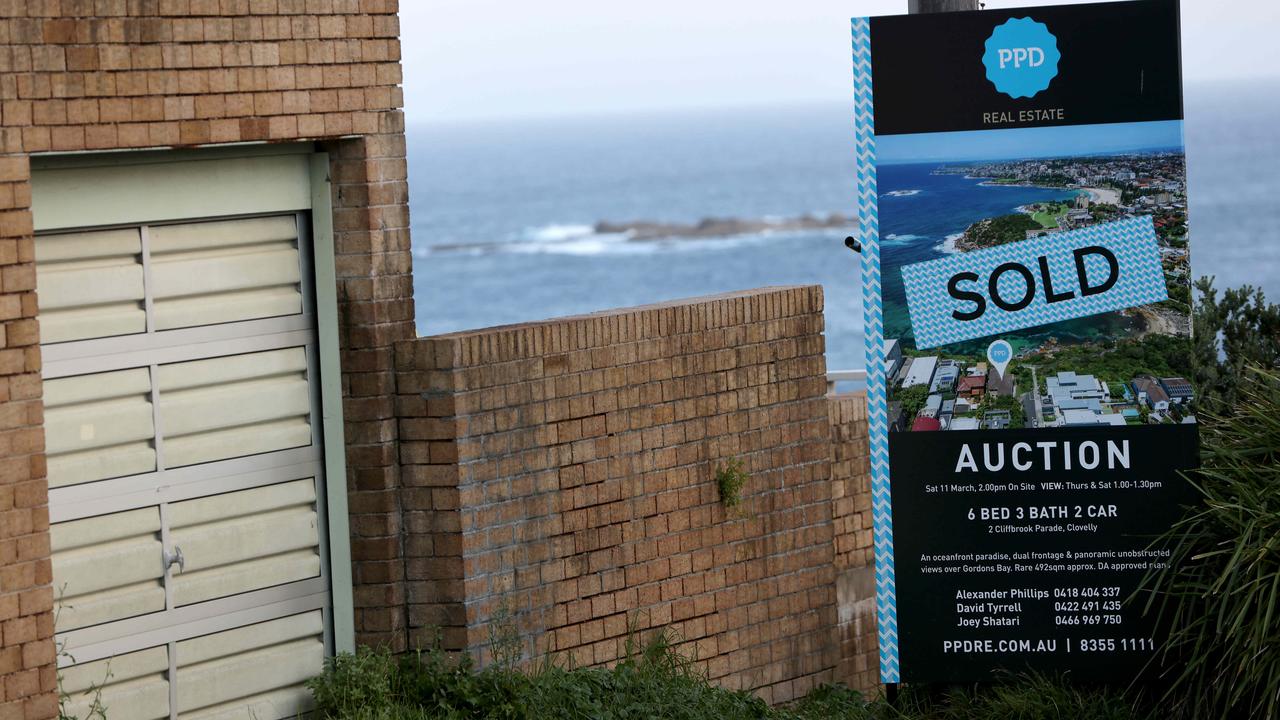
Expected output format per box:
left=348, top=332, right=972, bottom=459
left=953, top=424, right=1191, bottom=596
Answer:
left=307, top=630, right=1156, bottom=720
left=887, top=676, right=1153, bottom=720
left=1030, top=202, right=1069, bottom=229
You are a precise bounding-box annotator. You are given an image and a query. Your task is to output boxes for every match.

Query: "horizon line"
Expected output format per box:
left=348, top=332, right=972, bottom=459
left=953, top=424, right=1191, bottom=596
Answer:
left=402, top=77, right=1275, bottom=128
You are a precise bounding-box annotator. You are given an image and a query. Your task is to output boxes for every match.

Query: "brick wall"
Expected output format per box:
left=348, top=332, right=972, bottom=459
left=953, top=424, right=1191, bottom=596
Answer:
left=393, top=286, right=840, bottom=705
left=828, top=392, right=878, bottom=694
left=0, top=154, right=55, bottom=720
left=0, top=0, right=403, bottom=153
left=323, top=124, right=416, bottom=651
left=0, top=3, right=413, bottom=716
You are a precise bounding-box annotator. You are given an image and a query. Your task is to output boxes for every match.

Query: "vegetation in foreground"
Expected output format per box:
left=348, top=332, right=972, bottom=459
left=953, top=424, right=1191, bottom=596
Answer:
left=307, top=633, right=1152, bottom=720
left=1146, top=368, right=1280, bottom=720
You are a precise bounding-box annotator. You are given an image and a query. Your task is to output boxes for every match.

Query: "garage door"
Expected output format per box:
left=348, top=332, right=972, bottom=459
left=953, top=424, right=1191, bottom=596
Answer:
left=32, top=146, right=353, bottom=720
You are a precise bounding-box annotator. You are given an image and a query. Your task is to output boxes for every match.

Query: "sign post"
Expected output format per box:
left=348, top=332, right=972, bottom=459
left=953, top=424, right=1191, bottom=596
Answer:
left=910, top=0, right=980, bottom=13
left=854, top=0, right=1197, bottom=685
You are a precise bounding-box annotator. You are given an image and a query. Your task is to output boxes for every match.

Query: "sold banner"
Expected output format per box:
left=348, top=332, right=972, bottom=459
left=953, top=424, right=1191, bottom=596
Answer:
left=853, top=0, right=1198, bottom=684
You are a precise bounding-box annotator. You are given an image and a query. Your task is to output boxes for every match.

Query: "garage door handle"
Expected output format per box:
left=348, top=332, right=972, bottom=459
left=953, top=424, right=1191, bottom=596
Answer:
left=164, top=546, right=186, bottom=575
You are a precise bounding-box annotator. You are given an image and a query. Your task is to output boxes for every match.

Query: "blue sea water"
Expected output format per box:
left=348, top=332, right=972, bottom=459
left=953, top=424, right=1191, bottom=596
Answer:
left=408, top=80, right=1280, bottom=372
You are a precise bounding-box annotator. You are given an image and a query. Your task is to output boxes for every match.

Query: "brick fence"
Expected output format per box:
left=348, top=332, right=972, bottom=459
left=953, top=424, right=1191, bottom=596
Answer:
left=391, top=286, right=843, bottom=704
left=828, top=393, right=878, bottom=693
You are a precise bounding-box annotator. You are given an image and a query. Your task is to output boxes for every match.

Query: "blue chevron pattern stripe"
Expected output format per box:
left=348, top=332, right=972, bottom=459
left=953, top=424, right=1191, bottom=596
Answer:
left=901, top=216, right=1167, bottom=349
left=852, top=16, right=900, bottom=684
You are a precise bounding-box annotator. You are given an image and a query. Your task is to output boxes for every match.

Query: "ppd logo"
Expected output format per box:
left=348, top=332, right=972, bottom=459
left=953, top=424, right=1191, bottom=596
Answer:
left=982, top=17, right=1060, bottom=99
left=997, top=47, right=1048, bottom=70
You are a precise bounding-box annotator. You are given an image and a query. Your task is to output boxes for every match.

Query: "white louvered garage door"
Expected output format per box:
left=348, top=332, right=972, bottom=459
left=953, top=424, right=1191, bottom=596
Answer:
left=33, top=149, right=349, bottom=720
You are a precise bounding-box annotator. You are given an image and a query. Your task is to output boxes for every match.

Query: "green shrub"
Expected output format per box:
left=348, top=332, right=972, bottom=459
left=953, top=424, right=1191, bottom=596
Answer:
left=788, top=684, right=878, bottom=718
left=1191, top=277, right=1280, bottom=412
left=308, top=634, right=1156, bottom=719
left=304, top=647, right=410, bottom=718
left=308, top=630, right=781, bottom=720
left=1147, top=368, right=1280, bottom=719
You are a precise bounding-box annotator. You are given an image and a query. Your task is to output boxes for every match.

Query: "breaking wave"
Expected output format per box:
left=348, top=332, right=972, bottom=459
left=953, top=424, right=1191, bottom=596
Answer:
left=527, top=223, right=596, bottom=242
left=935, top=232, right=964, bottom=254
left=882, top=233, right=924, bottom=245
left=418, top=213, right=856, bottom=257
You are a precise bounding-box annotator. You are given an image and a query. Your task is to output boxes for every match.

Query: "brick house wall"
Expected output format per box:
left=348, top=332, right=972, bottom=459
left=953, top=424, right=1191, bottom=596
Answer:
left=0, top=155, right=55, bottom=720
left=393, top=286, right=841, bottom=705
left=0, top=3, right=413, bottom=717
left=0, top=0, right=403, bottom=151
left=324, top=126, right=417, bottom=652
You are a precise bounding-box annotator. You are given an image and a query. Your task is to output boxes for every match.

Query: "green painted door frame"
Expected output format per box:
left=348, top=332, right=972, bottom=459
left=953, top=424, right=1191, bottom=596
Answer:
left=32, top=144, right=356, bottom=655
left=309, top=152, right=356, bottom=654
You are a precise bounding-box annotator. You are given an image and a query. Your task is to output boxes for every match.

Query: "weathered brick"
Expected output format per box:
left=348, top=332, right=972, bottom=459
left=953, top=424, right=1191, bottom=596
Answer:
left=385, top=287, right=840, bottom=698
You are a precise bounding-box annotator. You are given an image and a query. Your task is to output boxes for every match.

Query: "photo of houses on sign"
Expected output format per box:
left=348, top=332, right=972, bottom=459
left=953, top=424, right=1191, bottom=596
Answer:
left=878, top=121, right=1196, bottom=432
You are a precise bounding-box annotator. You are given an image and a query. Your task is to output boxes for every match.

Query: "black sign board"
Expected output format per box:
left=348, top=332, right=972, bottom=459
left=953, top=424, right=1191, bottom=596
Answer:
left=852, top=0, right=1198, bottom=684
left=890, top=424, right=1197, bottom=680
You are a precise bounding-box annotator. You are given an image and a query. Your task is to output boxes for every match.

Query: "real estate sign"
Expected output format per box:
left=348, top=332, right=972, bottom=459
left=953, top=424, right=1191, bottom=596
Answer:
left=853, top=0, right=1198, bottom=683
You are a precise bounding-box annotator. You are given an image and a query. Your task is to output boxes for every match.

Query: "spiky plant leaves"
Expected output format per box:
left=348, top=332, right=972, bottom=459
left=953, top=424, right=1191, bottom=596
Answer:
left=1148, top=367, right=1280, bottom=719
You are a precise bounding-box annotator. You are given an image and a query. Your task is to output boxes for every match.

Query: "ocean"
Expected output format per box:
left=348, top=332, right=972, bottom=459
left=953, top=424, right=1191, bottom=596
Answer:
left=408, top=80, right=1280, bottom=373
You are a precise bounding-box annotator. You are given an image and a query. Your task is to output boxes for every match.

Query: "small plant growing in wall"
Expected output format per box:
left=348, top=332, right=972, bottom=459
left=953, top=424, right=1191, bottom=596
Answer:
left=58, top=653, right=110, bottom=720
left=487, top=600, right=523, bottom=671
left=715, top=458, right=749, bottom=514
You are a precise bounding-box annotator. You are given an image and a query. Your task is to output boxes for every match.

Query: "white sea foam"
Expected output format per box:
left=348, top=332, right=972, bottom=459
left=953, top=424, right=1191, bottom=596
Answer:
left=934, top=233, right=964, bottom=255
left=419, top=220, right=846, bottom=257
left=422, top=227, right=840, bottom=257
left=516, top=229, right=828, bottom=257
left=508, top=232, right=639, bottom=256
left=527, top=223, right=596, bottom=242
left=882, top=233, right=924, bottom=245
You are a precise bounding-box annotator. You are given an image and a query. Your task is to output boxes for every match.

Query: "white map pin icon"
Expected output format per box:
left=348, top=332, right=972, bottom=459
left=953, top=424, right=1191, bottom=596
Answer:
left=987, top=339, right=1013, bottom=380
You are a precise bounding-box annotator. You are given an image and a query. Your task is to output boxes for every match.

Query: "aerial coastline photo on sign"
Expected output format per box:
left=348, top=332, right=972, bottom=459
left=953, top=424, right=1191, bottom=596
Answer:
left=878, top=120, right=1195, bottom=433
